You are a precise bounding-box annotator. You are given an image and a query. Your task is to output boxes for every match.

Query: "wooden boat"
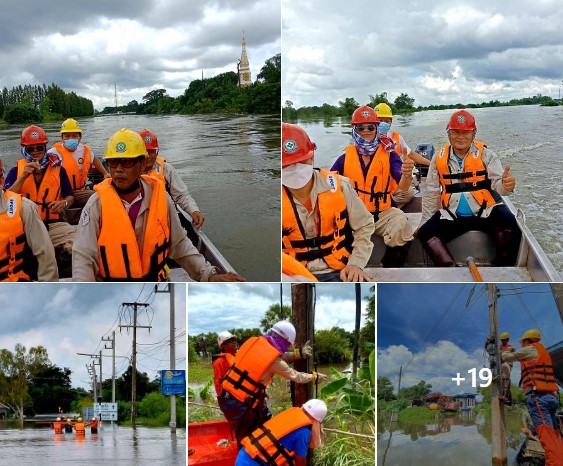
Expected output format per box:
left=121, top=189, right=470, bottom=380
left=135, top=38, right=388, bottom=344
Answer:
left=188, top=420, right=238, bottom=466
left=364, top=144, right=561, bottom=282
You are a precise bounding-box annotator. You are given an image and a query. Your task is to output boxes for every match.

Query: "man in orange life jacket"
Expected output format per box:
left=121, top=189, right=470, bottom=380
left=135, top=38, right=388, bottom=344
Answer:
left=418, top=109, right=521, bottom=266
left=4, top=125, right=76, bottom=276
left=72, top=128, right=246, bottom=282
left=498, top=331, right=515, bottom=404
left=282, top=123, right=374, bottom=282
left=48, top=118, right=110, bottom=208
left=0, top=155, right=58, bottom=281
left=330, top=106, right=415, bottom=268
left=502, top=329, right=563, bottom=466
left=221, top=321, right=323, bottom=445
left=53, top=417, right=63, bottom=434
left=235, top=399, right=327, bottom=466
left=139, top=129, right=205, bottom=229
left=213, top=331, right=238, bottom=403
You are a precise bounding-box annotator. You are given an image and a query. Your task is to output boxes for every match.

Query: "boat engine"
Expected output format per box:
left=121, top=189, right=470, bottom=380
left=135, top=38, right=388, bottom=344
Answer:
left=415, top=143, right=434, bottom=178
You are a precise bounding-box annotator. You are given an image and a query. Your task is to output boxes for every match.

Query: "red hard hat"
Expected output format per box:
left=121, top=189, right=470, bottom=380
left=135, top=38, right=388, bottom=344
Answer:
left=351, top=106, right=379, bottom=125
left=282, top=123, right=316, bottom=167
left=138, top=129, right=159, bottom=150
left=446, top=110, right=477, bottom=131
left=20, top=125, right=48, bottom=146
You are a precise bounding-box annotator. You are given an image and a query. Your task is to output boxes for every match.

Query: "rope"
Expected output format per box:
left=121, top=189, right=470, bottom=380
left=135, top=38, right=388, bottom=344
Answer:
left=187, top=401, right=221, bottom=410
left=323, top=428, right=375, bottom=440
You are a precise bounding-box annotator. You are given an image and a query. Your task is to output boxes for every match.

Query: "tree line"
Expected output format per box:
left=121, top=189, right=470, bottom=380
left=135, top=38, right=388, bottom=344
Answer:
left=282, top=91, right=560, bottom=121
left=0, top=343, right=184, bottom=426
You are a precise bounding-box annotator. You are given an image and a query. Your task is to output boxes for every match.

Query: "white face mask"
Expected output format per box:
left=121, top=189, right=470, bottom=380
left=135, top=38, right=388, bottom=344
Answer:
left=282, top=163, right=314, bottom=189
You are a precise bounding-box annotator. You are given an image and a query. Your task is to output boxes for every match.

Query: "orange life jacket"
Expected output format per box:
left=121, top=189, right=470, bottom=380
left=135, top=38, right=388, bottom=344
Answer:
left=241, top=407, right=312, bottom=466
left=0, top=191, right=31, bottom=282
left=222, top=336, right=281, bottom=408
left=17, top=159, right=62, bottom=222
left=53, top=421, right=63, bottom=434
left=213, top=352, right=235, bottom=397
left=435, top=141, right=497, bottom=218
left=281, top=252, right=318, bottom=281
left=148, top=157, right=166, bottom=183
left=52, top=142, right=92, bottom=191
left=281, top=169, right=353, bottom=270
left=520, top=342, right=558, bottom=392
left=94, top=176, right=171, bottom=281
left=500, top=342, right=513, bottom=352
left=75, top=422, right=85, bottom=434
left=343, top=145, right=392, bottom=215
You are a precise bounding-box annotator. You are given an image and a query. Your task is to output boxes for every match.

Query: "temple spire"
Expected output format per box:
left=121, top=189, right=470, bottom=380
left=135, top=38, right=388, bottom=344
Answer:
left=238, top=30, right=252, bottom=87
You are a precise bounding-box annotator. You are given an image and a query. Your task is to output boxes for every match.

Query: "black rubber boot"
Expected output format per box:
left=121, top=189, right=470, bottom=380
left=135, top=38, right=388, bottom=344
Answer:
left=423, top=237, right=456, bottom=267
left=491, top=227, right=518, bottom=266
left=381, top=244, right=410, bottom=268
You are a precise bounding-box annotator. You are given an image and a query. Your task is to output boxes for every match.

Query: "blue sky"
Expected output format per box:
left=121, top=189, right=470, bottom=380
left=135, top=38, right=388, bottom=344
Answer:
left=377, top=283, right=563, bottom=394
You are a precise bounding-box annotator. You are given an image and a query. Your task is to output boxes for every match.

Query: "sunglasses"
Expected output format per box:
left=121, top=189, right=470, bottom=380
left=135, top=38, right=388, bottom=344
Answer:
left=106, top=158, right=142, bottom=169
left=355, top=124, right=377, bottom=132
left=26, top=144, right=46, bottom=153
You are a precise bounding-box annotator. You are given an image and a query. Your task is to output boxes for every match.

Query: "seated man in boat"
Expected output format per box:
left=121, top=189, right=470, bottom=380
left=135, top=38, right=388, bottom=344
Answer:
left=4, top=125, right=76, bottom=277
left=418, top=109, right=521, bottom=267
left=213, top=331, right=238, bottom=403
left=72, top=128, right=246, bottom=282
left=221, top=321, right=322, bottom=445
left=139, top=129, right=205, bottom=229
left=373, top=102, right=431, bottom=207
left=0, top=155, right=58, bottom=281
left=330, top=106, right=415, bottom=268
left=235, top=399, right=327, bottom=466
left=501, top=329, right=563, bottom=466
left=48, top=118, right=110, bottom=209
left=282, top=123, right=374, bottom=282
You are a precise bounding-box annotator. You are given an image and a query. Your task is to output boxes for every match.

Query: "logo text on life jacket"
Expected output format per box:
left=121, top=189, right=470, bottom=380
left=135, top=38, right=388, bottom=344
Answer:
left=7, top=197, right=16, bottom=218
left=326, top=174, right=337, bottom=193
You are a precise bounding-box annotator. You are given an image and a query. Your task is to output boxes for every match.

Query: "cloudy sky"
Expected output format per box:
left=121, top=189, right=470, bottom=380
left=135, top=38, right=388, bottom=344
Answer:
left=0, top=0, right=280, bottom=111
left=0, top=283, right=185, bottom=390
left=282, top=0, right=563, bottom=108
left=187, top=283, right=373, bottom=336
left=378, top=283, right=563, bottom=395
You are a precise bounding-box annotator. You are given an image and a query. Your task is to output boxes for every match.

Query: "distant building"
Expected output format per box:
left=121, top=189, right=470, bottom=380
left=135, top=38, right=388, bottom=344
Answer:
left=0, top=403, right=10, bottom=419
left=238, top=30, right=252, bottom=88
left=453, top=393, right=477, bottom=411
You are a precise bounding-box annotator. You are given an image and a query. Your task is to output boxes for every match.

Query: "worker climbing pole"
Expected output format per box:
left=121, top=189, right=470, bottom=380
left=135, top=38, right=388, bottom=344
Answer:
left=486, top=283, right=508, bottom=466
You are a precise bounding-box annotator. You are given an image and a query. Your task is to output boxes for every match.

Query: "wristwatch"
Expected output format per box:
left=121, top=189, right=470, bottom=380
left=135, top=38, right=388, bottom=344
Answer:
left=63, top=200, right=69, bottom=208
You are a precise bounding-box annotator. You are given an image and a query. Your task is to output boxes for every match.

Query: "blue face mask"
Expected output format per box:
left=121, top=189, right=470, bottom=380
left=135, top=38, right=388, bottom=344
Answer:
left=378, top=122, right=391, bottom=134
left=63, top=139, right=79, bottom=150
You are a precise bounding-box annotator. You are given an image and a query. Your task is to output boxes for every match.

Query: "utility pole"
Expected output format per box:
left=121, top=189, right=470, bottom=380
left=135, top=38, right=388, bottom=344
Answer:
left=102, top=331, right=116, bottom=427
left=291, top=284, right=315, bottom=406
left=487, top=284, right=507, bottom=465
left=352, top=283, right=361, bottom=381
left=154, top=283, right=177, bottom=434
left=120, top=302, right=151, bottom=428
left=397, top=366, right=403, bottom=396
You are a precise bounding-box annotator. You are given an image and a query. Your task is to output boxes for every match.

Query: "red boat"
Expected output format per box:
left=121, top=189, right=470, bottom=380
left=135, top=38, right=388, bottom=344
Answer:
left=188, top=420, right=238, bottom=466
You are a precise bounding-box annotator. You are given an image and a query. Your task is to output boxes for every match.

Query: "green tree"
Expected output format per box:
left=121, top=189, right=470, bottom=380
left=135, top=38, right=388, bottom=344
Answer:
left=368, top=92, right=389, bottom=107
left=3, top=104, right=42, bottom=124
left=27, top=365, right=74, bottom=415
left=315, top=327, right=352, bottom=364
left=257, top=53, right=281, bottom=84
left=359, top=285, right=375, bottom=361
left=114, top=365, right=159, bottom=402
left=0, top=344, right=50, bottom=421
left=338, top=97, right=360, bottom=116
left=260, top=304, right=292, bottom=333
left=398, top=380, right=432, bottom=400
left=142, top=89, right=168, bottom=105
left=394, top=92, right=415, bottom=109
left=377, top=376, right=396, bottom=401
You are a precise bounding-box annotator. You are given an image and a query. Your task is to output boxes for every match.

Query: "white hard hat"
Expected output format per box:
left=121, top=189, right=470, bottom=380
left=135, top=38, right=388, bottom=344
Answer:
left=271, top=321, right=296, bottom=345
left=56, top=417, right=61, bottom=421
left=217, top=331, right=236, bottom=347
left=302, top=399, right=327, bottom=423
left=92, top=418, right=96, bottom=421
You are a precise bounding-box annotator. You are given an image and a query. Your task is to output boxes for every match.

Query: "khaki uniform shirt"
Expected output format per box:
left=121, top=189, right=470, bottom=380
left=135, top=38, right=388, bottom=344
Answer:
left=162, top=162, right=200, bottom=215
left=0, top=191, right=58, bottom=281
left=287, top=170, right=374, bottom=274
left=421, top=143, right=514, bottom=226
left=260, top=357, right=314, bottom=385
left=72, top=178, right=215, bottom=281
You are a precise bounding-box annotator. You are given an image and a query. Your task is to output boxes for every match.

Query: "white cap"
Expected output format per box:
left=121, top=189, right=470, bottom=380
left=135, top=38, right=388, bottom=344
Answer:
left=271, top=321, right=296, bottom=345
left=56, top=417, right=61, bottom=421
left=302, top=399, right=327, bottom=422
left=217, top=331, right=236, bottom=347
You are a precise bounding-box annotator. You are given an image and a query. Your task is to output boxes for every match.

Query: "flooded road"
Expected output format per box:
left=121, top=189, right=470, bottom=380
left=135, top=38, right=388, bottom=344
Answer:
left=378, top=409, right=529, bottom=465
left=0, top=423, right=185, bottom=466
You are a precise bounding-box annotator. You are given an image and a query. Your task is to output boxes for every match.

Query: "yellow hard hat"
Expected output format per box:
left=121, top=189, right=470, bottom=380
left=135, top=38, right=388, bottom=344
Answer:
left=60, top=118, right=82, bottom=134
left=374, top=103, right=393, bottom=118
left=104, top=128, right=148, bottom=159
left=519, top=329, right=541, bottom=344
left=500, top=332, right=510, bottom=340
left=77, top=417, right=82, bottom=422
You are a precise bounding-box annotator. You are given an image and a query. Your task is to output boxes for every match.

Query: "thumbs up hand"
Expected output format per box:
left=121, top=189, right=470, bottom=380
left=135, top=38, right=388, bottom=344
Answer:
left=501, top=164, right=515, bottom=192
left=401, top=152, right=414, bottom=177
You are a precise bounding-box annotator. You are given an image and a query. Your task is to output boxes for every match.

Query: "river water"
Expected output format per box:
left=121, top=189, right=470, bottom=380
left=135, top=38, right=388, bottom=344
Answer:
left=0, top=114, right=280, bottom=281
left=0, top=423, right=185, bottom=465
left=295, top=104, right=563, bottom=274
left=378, top=409, right=530, bottom=465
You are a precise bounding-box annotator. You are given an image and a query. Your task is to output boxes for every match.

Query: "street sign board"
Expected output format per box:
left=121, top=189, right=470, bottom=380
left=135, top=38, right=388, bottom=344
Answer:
left=94, top=402, right=118, bottom=414
left=100, top=412, right=118, bottom=421
left=161, top=370, right=186, bottom=395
